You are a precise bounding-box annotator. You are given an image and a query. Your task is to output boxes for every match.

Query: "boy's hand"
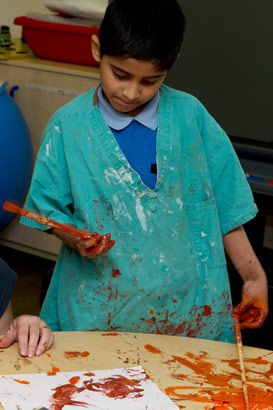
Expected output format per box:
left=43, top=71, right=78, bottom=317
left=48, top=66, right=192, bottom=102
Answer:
left=0, top=315, right=54, bottom=357
left=72, top=229, right=115, bottom=258
left=51, top=226, right=115, bottom=258
left=231, top=278, right=269, bottom=329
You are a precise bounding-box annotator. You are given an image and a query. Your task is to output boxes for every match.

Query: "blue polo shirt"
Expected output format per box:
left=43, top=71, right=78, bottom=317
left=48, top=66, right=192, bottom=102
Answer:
left=97, top=87, right=158, bottom=189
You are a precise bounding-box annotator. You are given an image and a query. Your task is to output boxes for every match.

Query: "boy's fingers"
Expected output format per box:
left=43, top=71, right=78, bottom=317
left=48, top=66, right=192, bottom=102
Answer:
left=240, top=308, right=267, bottom=329
left=86, top=234, right=111, bottom=257
left=237, top=307, right=258, bottom=322
left=101, top=239, right=115, bottom=255
left=99, top=233, right=111, bottom=254
left=83, top=239, right=98, bottom=249
left=99, top=234, right=114, bottom=255
left=91, top=232, right=102, bottom=243
left=232, top=302, right=250, bottom=316
left=82, top=235, right=103, bottom=251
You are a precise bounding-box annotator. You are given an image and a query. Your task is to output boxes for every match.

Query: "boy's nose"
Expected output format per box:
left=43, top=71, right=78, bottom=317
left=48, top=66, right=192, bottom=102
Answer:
left=122, top=84, right=140, bottom=101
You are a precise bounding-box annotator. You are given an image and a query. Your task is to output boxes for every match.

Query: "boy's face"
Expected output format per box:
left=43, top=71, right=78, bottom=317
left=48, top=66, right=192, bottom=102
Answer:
left=92, top=36, right=167, bottom=116
left=100, top=55, right=167, bottom=116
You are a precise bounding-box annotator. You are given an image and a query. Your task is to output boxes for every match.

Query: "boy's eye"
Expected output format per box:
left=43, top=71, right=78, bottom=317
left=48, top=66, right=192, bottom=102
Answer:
left=113, top=71, right=127, bottom=80
left=142, top=79, right=157, bottom=86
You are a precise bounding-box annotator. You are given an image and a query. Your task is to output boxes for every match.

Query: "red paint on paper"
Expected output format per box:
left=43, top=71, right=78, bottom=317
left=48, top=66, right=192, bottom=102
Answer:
left=49, top=372, right=144, bottom=409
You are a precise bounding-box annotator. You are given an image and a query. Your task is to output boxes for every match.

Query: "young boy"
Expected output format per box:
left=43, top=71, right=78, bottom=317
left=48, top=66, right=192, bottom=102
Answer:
left=20, top=0, right=268, bottom=342
left=0, top=258, right=54, bottom=357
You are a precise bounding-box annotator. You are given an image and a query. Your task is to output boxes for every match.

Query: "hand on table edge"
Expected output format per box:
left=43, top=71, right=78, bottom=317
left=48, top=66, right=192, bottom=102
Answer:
left=0, top=315, right=54, bottom=358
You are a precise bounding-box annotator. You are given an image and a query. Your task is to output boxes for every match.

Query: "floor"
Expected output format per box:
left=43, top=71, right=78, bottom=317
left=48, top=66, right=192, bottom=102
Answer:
left=1, top=239, right=272, bottom=350
left=0, top=245, right=55, bottom=318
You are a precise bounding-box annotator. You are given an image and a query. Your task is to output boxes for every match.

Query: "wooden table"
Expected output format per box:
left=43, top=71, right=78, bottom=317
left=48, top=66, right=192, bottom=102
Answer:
left=0, top=331, right=272, bottom=409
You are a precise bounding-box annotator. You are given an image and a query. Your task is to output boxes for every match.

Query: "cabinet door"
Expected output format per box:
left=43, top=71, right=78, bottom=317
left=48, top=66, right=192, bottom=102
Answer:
left=0, top=62, right=100, bottom=260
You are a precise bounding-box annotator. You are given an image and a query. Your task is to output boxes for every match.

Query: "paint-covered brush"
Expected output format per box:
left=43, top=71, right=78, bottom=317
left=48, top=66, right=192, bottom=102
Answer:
left=234, top=315, right=249, bottom=410
left=3, top=201, right=101, bottom=246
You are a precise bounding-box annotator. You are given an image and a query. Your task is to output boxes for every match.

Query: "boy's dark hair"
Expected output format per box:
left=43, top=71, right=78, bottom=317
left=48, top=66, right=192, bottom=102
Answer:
left=99, top=0, right=186, bottom=70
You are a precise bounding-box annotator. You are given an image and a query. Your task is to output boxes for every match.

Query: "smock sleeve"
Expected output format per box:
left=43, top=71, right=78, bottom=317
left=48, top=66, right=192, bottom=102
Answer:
left=20, top=117, right=75, bottom=231
left=199, top=106, right=258, bottom=235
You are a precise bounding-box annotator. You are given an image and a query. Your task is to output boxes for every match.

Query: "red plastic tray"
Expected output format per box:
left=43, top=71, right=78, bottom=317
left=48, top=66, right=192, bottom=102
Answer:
left=14, top=16, right=100, bottom=67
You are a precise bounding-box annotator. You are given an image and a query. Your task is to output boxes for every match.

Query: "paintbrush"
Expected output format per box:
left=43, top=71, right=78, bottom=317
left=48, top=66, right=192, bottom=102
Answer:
left=3, top=201, right=100, bottom=246
left=234, top=315, right=250, bottom=410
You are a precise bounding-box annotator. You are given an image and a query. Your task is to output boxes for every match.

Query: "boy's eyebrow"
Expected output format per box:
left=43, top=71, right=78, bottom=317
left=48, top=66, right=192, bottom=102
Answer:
left=110, top=64, right=165, bottom=79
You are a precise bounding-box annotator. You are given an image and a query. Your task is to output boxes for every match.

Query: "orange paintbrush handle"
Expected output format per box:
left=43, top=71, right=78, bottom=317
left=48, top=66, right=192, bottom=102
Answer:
left=3, top=201, right=100, bottom=245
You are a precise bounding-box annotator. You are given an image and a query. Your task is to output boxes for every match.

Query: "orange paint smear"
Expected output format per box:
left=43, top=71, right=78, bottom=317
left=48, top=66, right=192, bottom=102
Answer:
left=69, top=376, right=80, bottom=385
left=144, top=344, right=162, bottom=354
left=222, top=357, right=273, bottom=389
left=47, top=365, right=60, bottom=376
left=13, top=378, right=30, bottom=384
left=64, top=351, right=90, bottom=358
left=165, top=385, right=272, bottom=410
left=101, top=332, right=119, bottom=336
left=164, top=352, right=273, bottom=410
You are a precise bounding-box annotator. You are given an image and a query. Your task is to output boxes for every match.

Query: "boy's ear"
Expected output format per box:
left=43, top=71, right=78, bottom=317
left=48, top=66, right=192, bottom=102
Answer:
left=91, top=35, right=101, bottom=62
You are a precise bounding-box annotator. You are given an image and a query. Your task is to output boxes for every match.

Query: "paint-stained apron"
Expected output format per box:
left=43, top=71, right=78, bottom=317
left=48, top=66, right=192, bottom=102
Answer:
left=21, top=85, right=257, bottom=342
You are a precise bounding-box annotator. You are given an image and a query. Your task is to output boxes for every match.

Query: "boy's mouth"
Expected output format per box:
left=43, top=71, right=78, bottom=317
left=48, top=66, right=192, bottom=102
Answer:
left=115, top=96, right=139, bottom=106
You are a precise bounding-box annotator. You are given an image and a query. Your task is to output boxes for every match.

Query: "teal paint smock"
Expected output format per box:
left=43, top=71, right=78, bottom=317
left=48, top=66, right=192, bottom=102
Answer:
left=21, top=85, right=257, bottom=342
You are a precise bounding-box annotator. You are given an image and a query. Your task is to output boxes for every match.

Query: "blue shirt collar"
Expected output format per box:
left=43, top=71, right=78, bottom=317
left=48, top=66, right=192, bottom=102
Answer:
left=97, top=86, right=159, bottom=130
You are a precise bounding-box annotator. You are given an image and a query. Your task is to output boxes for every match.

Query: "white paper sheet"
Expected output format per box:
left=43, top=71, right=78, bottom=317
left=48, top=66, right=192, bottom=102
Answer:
left=0, top=365, right=178, bottom=410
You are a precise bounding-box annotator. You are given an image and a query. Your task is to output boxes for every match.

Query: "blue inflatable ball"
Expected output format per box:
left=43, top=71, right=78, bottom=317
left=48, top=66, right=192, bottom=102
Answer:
left=0, top=81, right=33, bottom=230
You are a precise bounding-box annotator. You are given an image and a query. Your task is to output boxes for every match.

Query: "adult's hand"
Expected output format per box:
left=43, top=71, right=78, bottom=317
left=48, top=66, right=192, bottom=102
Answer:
left=0, top=315, right=54, bottom=357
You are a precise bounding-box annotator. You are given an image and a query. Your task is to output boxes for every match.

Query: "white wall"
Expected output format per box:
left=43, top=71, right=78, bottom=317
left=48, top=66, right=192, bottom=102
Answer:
left=1, top=0, right=47, bottom=38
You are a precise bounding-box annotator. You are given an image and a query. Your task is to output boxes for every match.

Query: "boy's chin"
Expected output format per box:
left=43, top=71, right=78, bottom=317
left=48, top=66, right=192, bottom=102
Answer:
left=112, top=101, right=146, bottom=116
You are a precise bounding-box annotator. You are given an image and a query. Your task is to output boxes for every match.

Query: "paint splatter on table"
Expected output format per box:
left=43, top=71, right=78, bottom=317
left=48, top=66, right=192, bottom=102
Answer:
left=0, top=331, right=272, bottom=410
